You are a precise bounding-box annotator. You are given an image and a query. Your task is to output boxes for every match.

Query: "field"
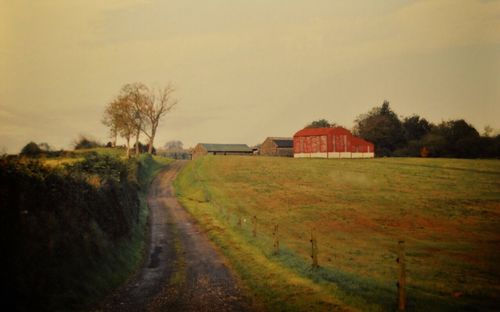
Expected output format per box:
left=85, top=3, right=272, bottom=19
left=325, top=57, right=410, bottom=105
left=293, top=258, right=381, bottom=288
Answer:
left=174, top=156, right=500, bottom=311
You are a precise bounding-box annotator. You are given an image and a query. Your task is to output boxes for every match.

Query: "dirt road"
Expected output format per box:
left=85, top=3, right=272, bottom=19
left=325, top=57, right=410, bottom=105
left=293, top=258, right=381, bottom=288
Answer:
left=96, top=161, right=250, bottom=312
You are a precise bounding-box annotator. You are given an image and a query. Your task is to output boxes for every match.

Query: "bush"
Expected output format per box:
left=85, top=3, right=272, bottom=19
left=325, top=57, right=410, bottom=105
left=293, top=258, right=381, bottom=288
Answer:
left=74, top=135, right=102, bottom=150
left=67, top=152, right=128, bottom=183
left=20, top=142, right=42, bottom=157
left=0, top=155, right=141, bottom=311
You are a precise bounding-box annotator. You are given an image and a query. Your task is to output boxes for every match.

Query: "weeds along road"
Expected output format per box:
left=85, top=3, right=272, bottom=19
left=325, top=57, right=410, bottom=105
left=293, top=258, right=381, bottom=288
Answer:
left=95, top=161, right=250, bottom=312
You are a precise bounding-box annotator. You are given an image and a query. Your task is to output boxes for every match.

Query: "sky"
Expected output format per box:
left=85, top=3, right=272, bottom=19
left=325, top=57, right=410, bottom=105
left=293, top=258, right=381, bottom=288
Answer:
left=1, top=0, right=499, bottom=153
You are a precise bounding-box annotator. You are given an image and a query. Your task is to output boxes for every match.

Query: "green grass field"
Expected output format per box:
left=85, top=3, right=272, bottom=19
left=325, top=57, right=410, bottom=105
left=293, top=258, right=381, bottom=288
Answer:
left=174, top=156, right=500, bottom=311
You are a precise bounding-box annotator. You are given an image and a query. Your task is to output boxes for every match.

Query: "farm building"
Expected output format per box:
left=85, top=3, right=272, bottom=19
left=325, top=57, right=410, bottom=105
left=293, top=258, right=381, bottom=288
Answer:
left=293, top=127, right=374, bottom=158
left=259, top=137, right=294, bottom=157
left=192, top=143, right=253, bottom=159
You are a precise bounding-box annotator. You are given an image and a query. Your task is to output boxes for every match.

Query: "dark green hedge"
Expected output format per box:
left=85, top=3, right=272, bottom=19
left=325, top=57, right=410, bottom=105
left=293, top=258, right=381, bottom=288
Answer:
left=0, top=153, right=142, bottom=311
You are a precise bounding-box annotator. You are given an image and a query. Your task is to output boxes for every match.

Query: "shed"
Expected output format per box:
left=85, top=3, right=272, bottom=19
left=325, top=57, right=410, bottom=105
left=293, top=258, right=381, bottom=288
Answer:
left=192, top=143, right=253, bottom=159
left=293, top=127, right=374, bottom=158
left=259, top=137, right=294, bottom=157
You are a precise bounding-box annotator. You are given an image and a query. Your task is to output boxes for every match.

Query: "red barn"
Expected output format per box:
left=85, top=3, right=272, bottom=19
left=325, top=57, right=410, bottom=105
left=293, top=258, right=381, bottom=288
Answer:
left=293, top=127, right=374, bottom=158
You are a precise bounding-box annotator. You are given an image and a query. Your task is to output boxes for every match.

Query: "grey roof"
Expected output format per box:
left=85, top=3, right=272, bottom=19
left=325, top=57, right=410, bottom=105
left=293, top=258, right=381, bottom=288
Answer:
left=199, top=143, right=252, bottom=152
left=273, top=139, right=293, bottom=148
left=267, top=137, right=293, bottom=148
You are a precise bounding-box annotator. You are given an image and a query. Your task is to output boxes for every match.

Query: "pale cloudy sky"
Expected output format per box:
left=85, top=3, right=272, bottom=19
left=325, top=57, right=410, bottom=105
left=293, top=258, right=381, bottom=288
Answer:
left=1, top=0, right=499, bottom=153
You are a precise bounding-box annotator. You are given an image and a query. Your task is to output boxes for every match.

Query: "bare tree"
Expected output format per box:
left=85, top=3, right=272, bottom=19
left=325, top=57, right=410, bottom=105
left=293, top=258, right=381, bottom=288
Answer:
left=116, top=98, right=136, bottom=158
left=38, top=142, right=51, bottom=152
left=483, top=125, right=493, bottom=137
left=164, top=140, right=183, bottom=151
left=141, top=84, right=177, bottom=154
left=103, top=82, right=177, bottom=157
left=103, top=89, right=143, bottom=158
left=119, top=83, right=149, bottom=156
left=102, top=104, right=119, bottom=147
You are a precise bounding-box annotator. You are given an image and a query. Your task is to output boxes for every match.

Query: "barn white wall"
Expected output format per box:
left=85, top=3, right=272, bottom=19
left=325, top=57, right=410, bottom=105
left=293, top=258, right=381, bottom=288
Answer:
left=294, top=152, right=375, bottom=159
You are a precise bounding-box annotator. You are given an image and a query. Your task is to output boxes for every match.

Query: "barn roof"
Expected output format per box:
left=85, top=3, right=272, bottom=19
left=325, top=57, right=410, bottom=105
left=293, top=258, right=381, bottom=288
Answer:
left=198, top=143, right=252, bottom=152
left=267, top=137, right=293, bottom=148
left=351, top=136, right=374, bottom=146
left=273, top=139, right=293, bottom=148
left=294, top=127, right=352, bottom=137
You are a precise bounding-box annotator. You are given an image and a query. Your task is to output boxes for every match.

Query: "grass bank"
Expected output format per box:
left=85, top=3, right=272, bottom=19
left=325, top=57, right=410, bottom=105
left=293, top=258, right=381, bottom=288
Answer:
left=0, top=150, right=172, bottom=311
left=174, top=156, right=500, bottom=311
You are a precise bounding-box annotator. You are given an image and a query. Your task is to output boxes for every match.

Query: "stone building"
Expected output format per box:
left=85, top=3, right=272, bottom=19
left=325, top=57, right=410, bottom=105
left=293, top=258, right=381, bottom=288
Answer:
left=192, top=143, right=253, bottom=159
left=259, top=137, right=294, bottom=157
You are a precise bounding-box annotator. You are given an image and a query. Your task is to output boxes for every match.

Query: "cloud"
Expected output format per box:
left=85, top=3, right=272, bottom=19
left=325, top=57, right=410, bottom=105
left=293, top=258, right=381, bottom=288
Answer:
left=1, top=0, right=499, bottom=152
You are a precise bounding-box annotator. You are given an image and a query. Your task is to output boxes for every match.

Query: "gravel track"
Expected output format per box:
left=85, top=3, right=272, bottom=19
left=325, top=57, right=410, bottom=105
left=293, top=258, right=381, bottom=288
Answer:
left=94, top=161, right=250, bottom=312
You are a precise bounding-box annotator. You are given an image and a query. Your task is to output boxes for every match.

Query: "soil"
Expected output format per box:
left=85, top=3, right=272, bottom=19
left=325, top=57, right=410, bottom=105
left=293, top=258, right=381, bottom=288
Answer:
left=93, top=161, right=251, bottom=312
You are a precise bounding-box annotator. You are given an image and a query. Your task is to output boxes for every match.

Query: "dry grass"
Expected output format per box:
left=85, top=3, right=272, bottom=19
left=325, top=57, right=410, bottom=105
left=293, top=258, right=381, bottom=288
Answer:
left=174, top=156, right=500, bottom=311
left=41, top=157, right=82, bottom=168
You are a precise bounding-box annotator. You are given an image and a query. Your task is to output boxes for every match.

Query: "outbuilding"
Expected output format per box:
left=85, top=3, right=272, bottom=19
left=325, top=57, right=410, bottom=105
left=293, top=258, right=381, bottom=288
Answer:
left=192, top=143, right=253, bottom=159
left=259, top=137, right=294, bottom=157
left=293, top=127, right=374, bottom=158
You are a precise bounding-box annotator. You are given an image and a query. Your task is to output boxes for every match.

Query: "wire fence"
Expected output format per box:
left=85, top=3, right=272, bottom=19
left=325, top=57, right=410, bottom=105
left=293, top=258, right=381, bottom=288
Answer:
left=191, top=164, right=407, bottom=310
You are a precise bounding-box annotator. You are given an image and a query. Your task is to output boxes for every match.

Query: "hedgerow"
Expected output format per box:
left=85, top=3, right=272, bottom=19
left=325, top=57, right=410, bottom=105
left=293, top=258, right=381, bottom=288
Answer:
left=0, top=153, right=144, bottom=311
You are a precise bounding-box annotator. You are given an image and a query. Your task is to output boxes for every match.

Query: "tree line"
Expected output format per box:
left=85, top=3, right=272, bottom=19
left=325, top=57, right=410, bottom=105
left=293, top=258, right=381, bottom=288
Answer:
left=102, top=82, right=177, bottom=158
left=308, top=101, right=499, bottom=158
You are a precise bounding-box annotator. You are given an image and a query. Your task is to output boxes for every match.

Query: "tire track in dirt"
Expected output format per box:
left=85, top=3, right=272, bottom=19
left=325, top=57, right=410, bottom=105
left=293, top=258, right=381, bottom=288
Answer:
left=94, top=161, right=250, bottom=312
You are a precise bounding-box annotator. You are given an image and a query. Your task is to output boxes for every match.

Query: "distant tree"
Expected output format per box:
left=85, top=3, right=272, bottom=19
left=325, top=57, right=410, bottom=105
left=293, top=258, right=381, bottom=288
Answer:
left=141, top=84, right=177, bottom=154
left=74, top=135, right=101, bottom=150
left=353, top=101, right=404, bottom=156
left=305, top=119, right=336, bottom=128
left=103, top=96, right=137, bottom=158
left=479, top=135, right=500, bottom=158
left=133, top=141, right=155, bottom=154
left=101, top=103, right=119, bottom=148
left=446, top=120, right=479, bottom=142
left=159, top=140, right=191, bottom=159
left=421, top=119, right=480, bottom=158
left=392, top=115, right=433, bottom=156
left=103, top=83, right=155, bottom=157
left=164, top=140, right=183, bottom=151
left=103, top=82, right=177, bottom=156
left=20, top=142, right=42, bottom=156
left=483, top=125, right=494, bottom=137
left=402, top=115, right=431, bottom=142
left=38, top=142, right=52, bottom=152
left=120, top=83, right=149, bottom=156
left=419, top=132, right=448, bottom=157
left=103, top=102, right=118, bottom=148
left=447, top=120, right=480, bottom=158
left=0, top=146, right=7, bottom=156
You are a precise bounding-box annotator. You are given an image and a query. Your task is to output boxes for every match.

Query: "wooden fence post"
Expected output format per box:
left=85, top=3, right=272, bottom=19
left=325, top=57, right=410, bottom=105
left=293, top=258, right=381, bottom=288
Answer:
left=310, top=230, right=319, bottom=269
left=237, top=216, right=242, bottom=228
left=272, top=224, right=279, bottom=255
left=397, top=240, right=406, bottom=311
left=252, top=216, right=257, bottom=237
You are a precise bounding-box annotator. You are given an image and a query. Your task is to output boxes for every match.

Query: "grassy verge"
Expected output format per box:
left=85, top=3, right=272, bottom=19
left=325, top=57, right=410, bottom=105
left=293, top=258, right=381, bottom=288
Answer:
left=174, top=156, right=500, bottom=311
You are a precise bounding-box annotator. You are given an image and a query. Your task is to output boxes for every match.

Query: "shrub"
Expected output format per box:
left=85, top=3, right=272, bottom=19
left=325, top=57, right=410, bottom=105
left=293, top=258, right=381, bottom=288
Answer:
left=0, top=154, right=141, bottom=311
left=20, top=142, right=42, bottom=157
left=66, top=152, right=128, bottom=183
left=74, top=135, right=102, bottom=150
